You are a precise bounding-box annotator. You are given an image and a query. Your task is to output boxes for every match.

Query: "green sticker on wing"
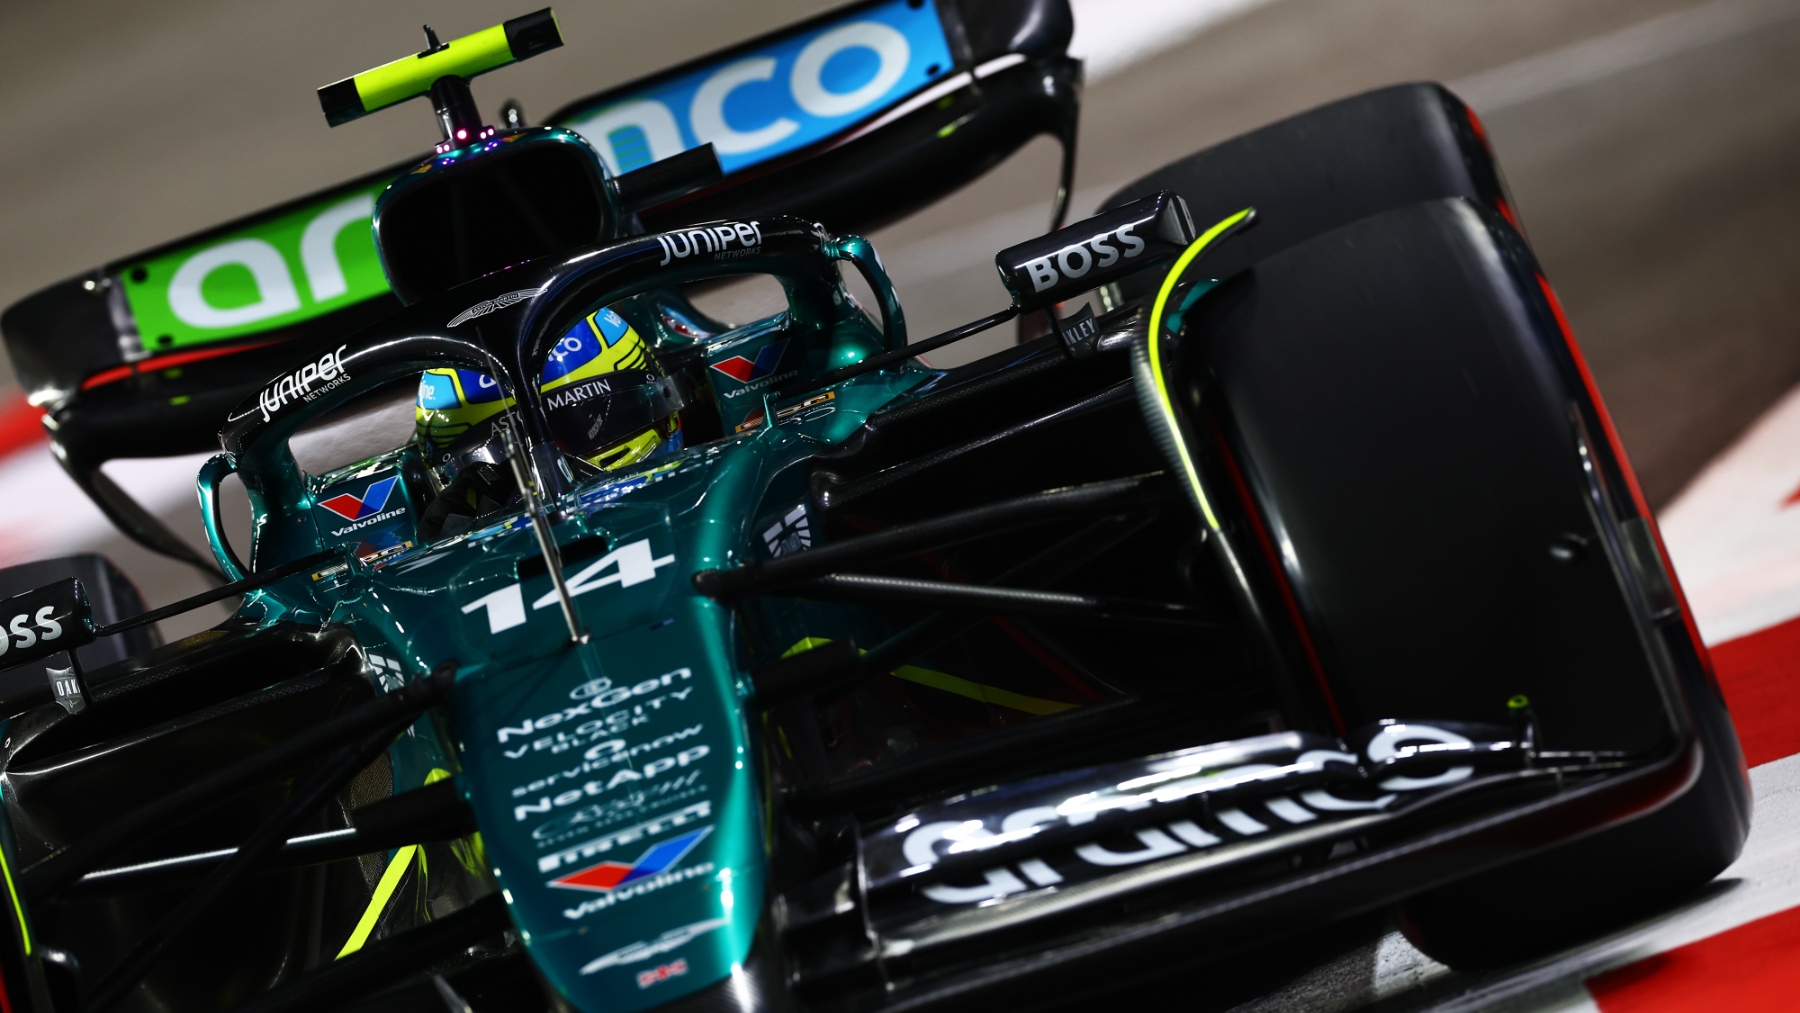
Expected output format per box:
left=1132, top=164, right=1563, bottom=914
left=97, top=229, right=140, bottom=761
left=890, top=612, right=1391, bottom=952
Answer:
left=121, top=185, right=392, bottom=351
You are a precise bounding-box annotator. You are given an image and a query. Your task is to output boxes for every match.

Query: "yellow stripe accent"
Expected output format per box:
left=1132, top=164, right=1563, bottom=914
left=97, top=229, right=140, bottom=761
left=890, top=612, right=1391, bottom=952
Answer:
left=887, top=662, right=1075, bottom=714
left=1144, top=209, right=1255, bottom=531
left=336, top=845, right=418, bottom=959
left=0, top=848, right=30, bottom=954
left=780, top=638, right=1075, bottom=715
left=353, top=24, right=516, bottom=113
left=335, top=769, right=454, bottom=960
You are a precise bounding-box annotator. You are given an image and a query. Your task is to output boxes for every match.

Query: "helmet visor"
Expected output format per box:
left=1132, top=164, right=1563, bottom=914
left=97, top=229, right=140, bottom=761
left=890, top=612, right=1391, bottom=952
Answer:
left=542, top=368, right=684, bottom=462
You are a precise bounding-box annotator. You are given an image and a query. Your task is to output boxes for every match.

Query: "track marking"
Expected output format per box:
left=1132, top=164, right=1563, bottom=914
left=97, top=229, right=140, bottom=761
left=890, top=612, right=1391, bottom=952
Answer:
left=1069, top=0, right=1282, bottom=82
left=1659, top=383, right=1800, bottom=644
left=1451, top=0, right=1800, bottom=112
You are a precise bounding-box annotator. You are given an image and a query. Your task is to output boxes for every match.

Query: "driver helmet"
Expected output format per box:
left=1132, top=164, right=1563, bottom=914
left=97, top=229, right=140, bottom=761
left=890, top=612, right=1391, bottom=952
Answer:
left=415, top=305, right=684, bottom=473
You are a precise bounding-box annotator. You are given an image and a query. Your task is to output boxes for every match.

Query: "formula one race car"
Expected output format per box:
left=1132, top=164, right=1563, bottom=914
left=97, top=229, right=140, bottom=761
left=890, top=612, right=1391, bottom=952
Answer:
left=0, top=3, right=1750, bottom=1011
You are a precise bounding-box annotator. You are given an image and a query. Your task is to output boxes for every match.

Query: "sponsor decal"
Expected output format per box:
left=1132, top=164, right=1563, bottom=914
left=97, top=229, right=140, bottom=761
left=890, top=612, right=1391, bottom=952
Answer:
left=741, top=389, right=839, bottom=432
left=365, top=652, right=407, bottom=691
left=637, top=959, right=689, bottom=988
left=231, top=345, right=350, bottom=423
left=121, top=188, right=386, bottom=351
left=1021, top=223, right=1147, bottom=294
left=562, top=860, right=716, bottom=921
left=560, top=0, right=952, bottom=176
left=895, top=724, right=1477, bottom=906
left=462, top=538, right=675, bottom=635
left=709, top=338, right=789, bottom=385
left=539, top=801, right=712, bottom=872
left=1, top=607, right=66, bottom=659
left=776, top=389, right=835, bottom=424
left=579, top=918, right=727, bottom=977
left=532, top=777, right=708, bottom=850
left=544, top=375, right=620, bottom=412
left=311, top=563, right=351, bottom=582
left=362, top=540, right=417, bottom=567
left=497, top=669, right=692, bottom=745
left=570, top=677, right=614, bottom=701
left=317, top=476, right=398, bottom=521
left=655, top=221, right=763, bottom=266
left=551, top=826, right=711, bottom=893
left=326, top=507, right=407, bottom=538
left=447, top=287, right=540, bottom=327
left=512, top=744, right=709, bottom=822
left=499, top=687, right=694, bottom=761
left=509, top=724, right=706, bottom=798
left=762, top=503, right=811, bottom=557
left=1058, top=304, right=1099, bottom=354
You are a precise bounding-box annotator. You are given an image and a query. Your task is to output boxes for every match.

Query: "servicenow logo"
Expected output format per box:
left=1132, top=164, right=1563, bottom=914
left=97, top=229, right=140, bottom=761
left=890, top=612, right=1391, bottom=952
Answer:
left=561, top=0, right=953, bottom=175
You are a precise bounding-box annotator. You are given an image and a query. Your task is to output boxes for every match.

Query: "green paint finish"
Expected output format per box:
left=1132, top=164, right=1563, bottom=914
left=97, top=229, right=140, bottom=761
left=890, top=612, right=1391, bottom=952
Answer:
left=121, top=183, right=389, bottom=349
left=202, top=219, right=931, bottom=1007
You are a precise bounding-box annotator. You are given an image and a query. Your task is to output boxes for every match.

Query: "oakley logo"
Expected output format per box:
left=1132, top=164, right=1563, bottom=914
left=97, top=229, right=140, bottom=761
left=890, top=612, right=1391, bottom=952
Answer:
left=317, top=476, right=398, bottom=521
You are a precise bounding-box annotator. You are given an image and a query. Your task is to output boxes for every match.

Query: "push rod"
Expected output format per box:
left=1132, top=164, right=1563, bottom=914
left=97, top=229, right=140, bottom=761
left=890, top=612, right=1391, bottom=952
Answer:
left=70, top=780, right=477, bottom=897
left=693, top=473, right=1171, bottom=601
left=790, top=573, right=1211, bottom=628
left=22, top=664, right=454, bottom=901
left=95, top=548, right=343, bottom=637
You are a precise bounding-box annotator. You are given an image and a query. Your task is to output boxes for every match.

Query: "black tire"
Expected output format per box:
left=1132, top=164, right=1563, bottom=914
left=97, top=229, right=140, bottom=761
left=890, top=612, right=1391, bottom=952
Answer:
left=1105, top=82, right=1519, bottom=300
left=1397, top=673, right=1748, bottom=968
left=1173, top=197, right=1750, bottom=970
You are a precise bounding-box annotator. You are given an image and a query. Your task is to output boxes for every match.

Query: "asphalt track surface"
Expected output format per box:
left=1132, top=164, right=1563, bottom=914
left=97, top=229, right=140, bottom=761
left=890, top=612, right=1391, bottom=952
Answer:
left=0, top=1, right=1797, bottom=1010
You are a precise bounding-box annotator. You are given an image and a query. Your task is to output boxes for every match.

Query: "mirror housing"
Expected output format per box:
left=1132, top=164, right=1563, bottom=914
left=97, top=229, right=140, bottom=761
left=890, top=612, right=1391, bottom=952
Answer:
left=0, top=578, right=96, bottom=674
left=995, top=191, right=1195, bottom=313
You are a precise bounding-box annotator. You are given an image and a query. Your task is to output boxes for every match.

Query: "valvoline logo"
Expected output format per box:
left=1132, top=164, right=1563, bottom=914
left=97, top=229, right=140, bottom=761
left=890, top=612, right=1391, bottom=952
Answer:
left=709, top=339, right=790, bottom=384
left=560, top=0, right=953, bottom=175
left=550, top=827, right=712, bottom=893
left=317, top=476, right=398, bottom=521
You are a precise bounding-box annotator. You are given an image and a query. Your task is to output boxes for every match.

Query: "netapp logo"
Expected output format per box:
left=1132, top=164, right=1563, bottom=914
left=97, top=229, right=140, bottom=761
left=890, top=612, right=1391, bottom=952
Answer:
left=1022, top=224, right=1147, bottom=293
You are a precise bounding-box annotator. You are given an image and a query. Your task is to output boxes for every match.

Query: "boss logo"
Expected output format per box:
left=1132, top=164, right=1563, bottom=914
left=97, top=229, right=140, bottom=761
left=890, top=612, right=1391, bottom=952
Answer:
left=0, top=606, right=65, bottom=655
left=1021, top=224, right=1147, bottom=293
left=996, top=192, right=1195, bottom=313
left=0, top=578, right=97, bottom=681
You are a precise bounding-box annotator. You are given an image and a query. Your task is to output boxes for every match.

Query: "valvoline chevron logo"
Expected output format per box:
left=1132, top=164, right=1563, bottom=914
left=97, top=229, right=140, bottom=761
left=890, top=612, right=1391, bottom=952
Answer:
left=709, top=340, right=789, bottom=384
left=550, top=827, right=712, bottom=893
left=317, top=476, right=398, bottom=521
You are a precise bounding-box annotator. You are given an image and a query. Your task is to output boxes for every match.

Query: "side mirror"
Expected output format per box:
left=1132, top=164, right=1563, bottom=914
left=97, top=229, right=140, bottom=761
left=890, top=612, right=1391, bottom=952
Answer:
left=994, top=191, right=1196, bottom=313
left=0, top=580, right=97, bottom=707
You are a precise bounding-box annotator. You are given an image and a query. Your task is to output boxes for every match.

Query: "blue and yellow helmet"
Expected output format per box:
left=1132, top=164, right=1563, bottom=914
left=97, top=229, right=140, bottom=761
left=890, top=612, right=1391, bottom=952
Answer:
left=415, top=306, right=682, bottom=470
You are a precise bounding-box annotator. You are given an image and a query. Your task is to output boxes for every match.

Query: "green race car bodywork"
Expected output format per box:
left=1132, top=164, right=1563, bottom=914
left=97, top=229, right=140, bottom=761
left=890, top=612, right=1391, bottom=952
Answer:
left=196, top=207, right=919, bottom=1008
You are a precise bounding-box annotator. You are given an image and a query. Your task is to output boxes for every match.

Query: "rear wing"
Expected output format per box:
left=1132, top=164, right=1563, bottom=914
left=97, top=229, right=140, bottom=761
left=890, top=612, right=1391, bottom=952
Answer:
left=1, top=0, right=1076, bottom=574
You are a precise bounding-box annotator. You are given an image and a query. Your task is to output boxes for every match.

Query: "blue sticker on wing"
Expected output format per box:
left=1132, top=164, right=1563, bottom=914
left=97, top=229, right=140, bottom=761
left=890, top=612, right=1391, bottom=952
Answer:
left=558, top=0, right=954, bottom=175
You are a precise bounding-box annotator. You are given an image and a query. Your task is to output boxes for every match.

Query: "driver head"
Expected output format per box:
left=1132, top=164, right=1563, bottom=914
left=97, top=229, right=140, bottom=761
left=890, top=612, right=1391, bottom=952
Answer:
left=414, top=304, right=682, bottom=482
